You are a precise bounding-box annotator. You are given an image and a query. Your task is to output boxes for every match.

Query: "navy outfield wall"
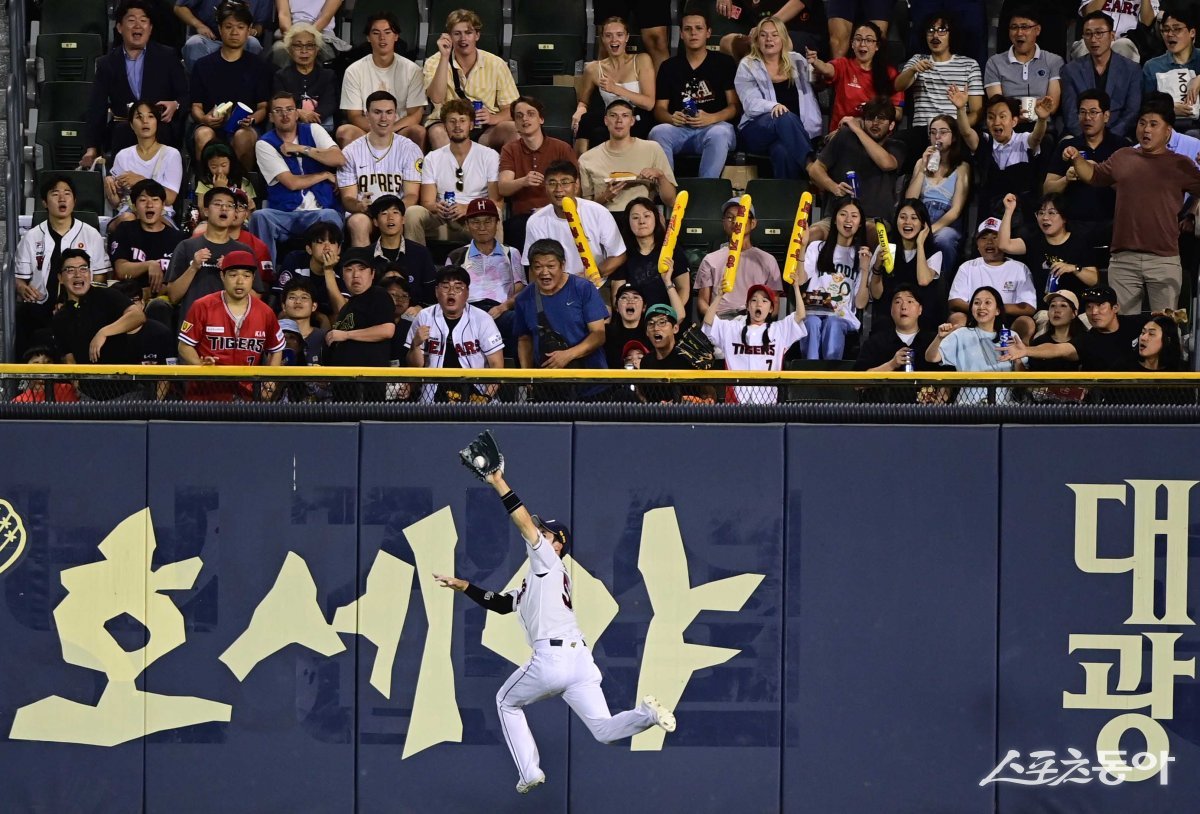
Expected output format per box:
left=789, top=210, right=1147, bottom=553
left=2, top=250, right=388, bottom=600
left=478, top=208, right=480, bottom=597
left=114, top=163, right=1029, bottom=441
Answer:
left=0, top=421, right=1196, bottom=813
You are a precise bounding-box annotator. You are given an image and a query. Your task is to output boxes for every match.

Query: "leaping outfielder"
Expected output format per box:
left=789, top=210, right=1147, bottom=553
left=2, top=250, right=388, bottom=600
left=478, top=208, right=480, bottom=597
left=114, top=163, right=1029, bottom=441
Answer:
left=435, top=430, right=676, bottom=794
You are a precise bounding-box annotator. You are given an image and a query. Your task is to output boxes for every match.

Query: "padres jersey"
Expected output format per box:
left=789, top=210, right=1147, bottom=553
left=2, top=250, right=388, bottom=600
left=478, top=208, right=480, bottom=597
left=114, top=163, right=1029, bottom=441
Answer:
left=336, top=133, right=423, bottom=203
left=405, top=304, right=504, bottom=402
left=506, top=532, right=583, bottom=646
left=179, top=292, right=285, bottom=400
left=703, top=316, right=807, bottom=404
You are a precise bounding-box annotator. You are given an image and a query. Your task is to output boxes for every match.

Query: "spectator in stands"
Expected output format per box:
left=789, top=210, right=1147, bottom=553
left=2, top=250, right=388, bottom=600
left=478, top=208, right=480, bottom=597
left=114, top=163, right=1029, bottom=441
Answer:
left=220, top=188, right=274, bottom=283
left=605, top=282, right=647, bottom=367
left=189, top=1, right=272, bottom=167
left=1064, top=93, right=1200, bottom=313
left=1141, top=7, right=1200, bottom=133
left=926, top=285, right=1018, bottom=404
left=337, top=12, right=427, bottom=149
left=998, top=192, right=1100, bottom=304
left=195, top=142, right=257, bottom=211
left=444, top=199, right=525, bottom=349
left=512, top=239, right=609, bottom=371
left=1001, top=284, right=1141, bottom=370
left=279, top=277, right=328, bottom=363
left=824, top=0, right=890, bottom=60
left=14, top=175, right=112, bottom=358
left=905, top=115, right=971, bottom=272
left=104, top=101, right=184, bottom=231
left=1024, top=289, right=1085, bottom=379
left=166, top=187, right=260, bottom=321
left=369, top=195, right=438, bottom=306
left=611, top=197, right=690, bottom=312
left=574, top=17, right=658, bottom=153
left=955, top=92, right=1052, bottom=222
left=338, top=91, right=424, bottom=247
left=405, top=100, right=502, bottom=246
left=715, top=1, right=827, bottom=63
left=382, top=271, right=418, bottom=370
left=734, top=16, right=823, bottom=180
left=109, top=179, right=184, bottom=298
left=273, top=221, right=340, bottom=319
left=322, top=248, right=397, bottom=389
left=176, top=0, right=269, bottom=70
left=270, top=0, right=348, bottom=68
left=580, top=100, right=678, bottom=212
left=83, top=0, right=188, bottom=167
left=1062, top=12, right=1141, bottom=141
left=907, top=2, right=987, bottom=66
left=52, top=248, right=146, bottom=367
left=798, top=196, right=871, bottom=359
left=1127, top=314, right=1186, bottom=371
left=648, top=8, right=739, bottom=180
left=856, top=284, right=936, bottom=379
left=807, top=97, right=906, bottom=222
left=639, top=303, right=713, bottom=403
left=984, top=8, right=1063, bottom=117
left=867, top=199, right=944, bottom=333
left=405, top=266, right=506, bottom=403
left=523, top=161, right=627, bottom=280
left=806, top=23, right=902, bottom=132
left=248, top=91, right=345, bottom=265
left=424, top=10, right=520, bottom=151
left=694, top=198, right=782, bottom=319
left=498, top=96, right=580, bottom=252
left=273, top=24, right=338, bottom=132
left=1043, top=89, right=1125, bottom=239
left=594, top=1, right=672, bottom=71
left=948, top=218, right=1037, bottom=340
left=15, top=347, right=79, bottom=403
left=896, top=13, right=985, bottom=158
left=1072, top=0, right=1154, bottom=60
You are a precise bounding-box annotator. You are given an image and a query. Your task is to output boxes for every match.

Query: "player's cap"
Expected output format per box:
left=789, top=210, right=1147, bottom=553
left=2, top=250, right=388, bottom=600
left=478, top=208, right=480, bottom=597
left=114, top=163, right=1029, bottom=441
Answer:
left=278, top=318, right=303, bottom=335
left=644, top=303, right=678, bottom=324
left=460, top=198, right=499, bottom=222
left=1044, top=289, right=1080, bottom=310
left=220, top=250, right=257, bottom=272
left=229, top=187, right=251, bottom=208
left=976, top=217, right=1002, bottom=235
left=435, top=265, right=471, bottom=287
left=339, top=247, right=376, bottom=271
left=622, top=339, right=649, bottom=360
left=746, top=284, right=777, bottom=308
left=1080, top=285, right=1118, bottom=306
left=530, top=515, right=571, bottom=556
left=368, top=194, right=405, bottom=218
left=722, top=197, right=756, bottom=218
left=615, top=282, right=642, bottom=301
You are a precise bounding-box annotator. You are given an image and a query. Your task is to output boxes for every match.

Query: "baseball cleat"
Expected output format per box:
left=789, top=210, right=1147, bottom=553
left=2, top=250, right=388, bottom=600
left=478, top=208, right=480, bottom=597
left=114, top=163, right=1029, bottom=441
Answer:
left=516, top=774, right=545, bottom=794
left=643, top=695, right=676, bottom=732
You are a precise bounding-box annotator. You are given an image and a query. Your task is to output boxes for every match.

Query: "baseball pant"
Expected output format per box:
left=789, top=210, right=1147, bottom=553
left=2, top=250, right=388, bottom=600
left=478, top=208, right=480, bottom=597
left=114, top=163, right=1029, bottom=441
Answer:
left=496, top=638, right=656, bottom=787
left=1108, top=251, right=1182, bottom=315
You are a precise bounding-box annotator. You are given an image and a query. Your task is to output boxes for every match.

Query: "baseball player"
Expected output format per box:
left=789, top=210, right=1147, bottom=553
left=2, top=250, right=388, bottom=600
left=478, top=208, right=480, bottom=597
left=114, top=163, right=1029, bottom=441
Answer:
left=435, top=435, right=676, bottom=795
left=702, top=280, right=808, bottom=404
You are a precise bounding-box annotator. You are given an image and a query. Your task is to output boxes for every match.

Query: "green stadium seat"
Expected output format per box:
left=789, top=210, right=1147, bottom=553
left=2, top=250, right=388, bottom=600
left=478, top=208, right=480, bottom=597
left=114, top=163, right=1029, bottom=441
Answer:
left=516, top=84, right=576, bottom=143
left=746, top=178, right=804, bottom=256
left=677, top=219, right=726, bottom=263
left=350, top=0, right=422, bottom=57
left=512, top=0, right=587, bottom=38
left=32, top=209, right=102, bottom=231
left=39, top=0, right=111, bottom=44
left=676, top=178, right=734, bottom=221
left=36, top=169, right=106, bottom=214
left=34, top=122, right=89, bottom=171
left=35, top=34, right=103, bottom=83
left=509, top=35, right=584, bottom=86
left=38, top=82, right=94, bottom=125
left=427, top=0, right=503, bottom=57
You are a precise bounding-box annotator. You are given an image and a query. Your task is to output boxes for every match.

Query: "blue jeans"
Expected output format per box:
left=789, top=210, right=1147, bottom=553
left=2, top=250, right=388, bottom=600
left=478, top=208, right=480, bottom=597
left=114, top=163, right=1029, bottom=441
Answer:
left=802, top=314, right=853, bottom=360
left=738, top=113, right=813, bottom=179
left=247, top=208, right=342, bottom=266
left=931, top=224, right=961, bottom=276
left=184, top=35, right=263, bottom=72
left=648, top=122, right=737, bottom=178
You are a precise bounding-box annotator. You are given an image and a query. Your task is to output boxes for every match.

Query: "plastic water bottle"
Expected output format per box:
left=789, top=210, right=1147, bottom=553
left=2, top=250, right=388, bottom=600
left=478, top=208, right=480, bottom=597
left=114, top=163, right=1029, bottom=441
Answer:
left=846, top=171, right=858, bottom=199
left=926, top=149, right=940, bottom=174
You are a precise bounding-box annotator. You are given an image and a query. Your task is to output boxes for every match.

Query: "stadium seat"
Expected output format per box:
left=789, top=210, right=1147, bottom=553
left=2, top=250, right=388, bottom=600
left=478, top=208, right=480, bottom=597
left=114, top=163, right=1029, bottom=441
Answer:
left=35, top=34, right=103, bottom=83
left=516, top=84, right=576, bottom=143
left=427, top=0, right=503, bottom=57
left=36, top=169, right=106, bottom=213
left=32, top=209, right=102, bottom=231
left=676, top=178, right=734, bottom=220
left=511, top=0, right=587, bottom=38
left=38, top=82, right=94, bottom=125
left=38, top=0, right=111, bottom=43
left=33, top=122, right=89, bottom=171
left=509, top=35, right=584, bottom=86
left=746, top=178, right=804, bottom=256
left=677, top=218, right=726, bottom=264
left=350, top=0, right=422, bottom=55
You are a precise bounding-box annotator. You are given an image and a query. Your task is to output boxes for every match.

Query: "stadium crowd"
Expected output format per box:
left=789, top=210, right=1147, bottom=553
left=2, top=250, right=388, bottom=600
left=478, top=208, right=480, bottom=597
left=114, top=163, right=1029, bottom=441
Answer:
left=10, top=0, right=1199, bottom=404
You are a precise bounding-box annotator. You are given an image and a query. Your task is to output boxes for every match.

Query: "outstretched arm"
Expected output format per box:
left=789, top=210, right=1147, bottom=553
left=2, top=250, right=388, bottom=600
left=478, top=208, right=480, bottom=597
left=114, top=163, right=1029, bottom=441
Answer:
left=433, top=573, right=516, bottom=614
left=488, top=470, right=543, bottom=545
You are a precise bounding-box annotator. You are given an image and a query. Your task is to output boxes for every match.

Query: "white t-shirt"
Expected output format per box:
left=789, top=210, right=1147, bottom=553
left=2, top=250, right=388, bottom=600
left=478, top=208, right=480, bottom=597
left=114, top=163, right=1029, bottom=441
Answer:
left=523, top=199, right=627, bottom=279
left=15, top=219, right=112, bottom=302
left=802, top=241, right=867, bottom=330
left=702, top=315, right=807, bottom=403
left=949, top=257, right=1037, bottom=308
left=285, top=0, right=334, bottom=33
left=109, top=144, right=184, bottom=219
left=336, top=133, right=423, bottom=203
left=404, top=303, right=504, bottom=402
left=507, top=530, right=583, bottom=645
left=420, top=142, right=499, bottom=203
left=340, top=53, right=427, bottom=113
left=255, top=124, right=338, bottom=210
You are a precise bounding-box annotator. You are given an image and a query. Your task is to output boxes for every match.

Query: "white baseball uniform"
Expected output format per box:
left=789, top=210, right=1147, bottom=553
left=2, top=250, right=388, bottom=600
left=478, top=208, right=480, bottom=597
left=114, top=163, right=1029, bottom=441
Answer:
left=493, top=529, right=658, bottom=790
left=404, top=303, right=504, bottom=403
left=336, top=133, right=423, bottom=205
left=702, top=316, right=808, bottom=404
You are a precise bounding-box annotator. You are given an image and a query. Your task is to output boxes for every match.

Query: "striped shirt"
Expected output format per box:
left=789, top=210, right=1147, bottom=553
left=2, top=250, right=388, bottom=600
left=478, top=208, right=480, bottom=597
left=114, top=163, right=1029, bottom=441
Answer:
left=902, top=54, right=984, bottom=128
left=423, top=48, right=519, bottom=121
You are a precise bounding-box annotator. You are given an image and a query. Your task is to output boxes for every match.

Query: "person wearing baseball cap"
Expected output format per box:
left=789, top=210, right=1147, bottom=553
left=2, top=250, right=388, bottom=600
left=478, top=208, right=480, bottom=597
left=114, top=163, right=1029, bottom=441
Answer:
left=605, top=282, right=648, bottom=368
left=695, top=197, right=782, bottom=321
left=1021, top=289, right=1086, bottom=377
left=946, top=216, right=1037, bottom=339
left=323, top=247, right=396, bottom=390
left=1000, top=284, right=1142, bottom=371
left=444, top=197, right=526, bottom=350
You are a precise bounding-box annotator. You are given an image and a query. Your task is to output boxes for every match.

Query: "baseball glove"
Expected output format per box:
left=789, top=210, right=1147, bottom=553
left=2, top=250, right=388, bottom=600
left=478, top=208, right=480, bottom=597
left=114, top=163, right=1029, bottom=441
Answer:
left=459, top=430, right=504, bottom=481
left=675, top=326, right=716, bottom=370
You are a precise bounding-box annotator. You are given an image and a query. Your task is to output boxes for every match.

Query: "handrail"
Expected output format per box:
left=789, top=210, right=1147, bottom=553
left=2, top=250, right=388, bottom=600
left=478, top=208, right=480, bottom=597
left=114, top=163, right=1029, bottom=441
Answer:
left=2, top=0, right=28, bottom=363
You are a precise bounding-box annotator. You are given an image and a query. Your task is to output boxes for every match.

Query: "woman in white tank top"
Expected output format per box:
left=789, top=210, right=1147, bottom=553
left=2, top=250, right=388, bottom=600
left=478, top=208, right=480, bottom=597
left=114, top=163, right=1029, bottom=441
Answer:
left=573, top=17, right=656, bottom=152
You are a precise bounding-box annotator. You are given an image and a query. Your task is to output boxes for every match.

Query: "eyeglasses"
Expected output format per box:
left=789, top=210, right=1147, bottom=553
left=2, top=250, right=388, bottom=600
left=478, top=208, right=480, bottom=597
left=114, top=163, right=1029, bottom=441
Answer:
left=926, top=25, right=949, bottom=34
left=546, top=179, right=573, bottom=189
left=208, top=201, right=235, bottom=210
left=61, top=265, right=90, bottom=276
left=1081, top=28, right=1112, bottom=38
left=1078, top=108, right=1104, bottom=118
left=1035, top=209, right=1061, bottom=217
left=290, top=41, right=317, bottom=50
left=271, top=107, right=297, bottom=116
left=929, top=128, right=952, bottom=136
left=646, top=317, right=674, bottom=328
left=437, top=282, right=467, bottom=293
left=454, top=166, right=464, bottom=192
left=1161, top=25, right=1191, bottom=35
left=851, top=36, right=877, bottom=44
left=1008, top=23, right=1037, bottom=31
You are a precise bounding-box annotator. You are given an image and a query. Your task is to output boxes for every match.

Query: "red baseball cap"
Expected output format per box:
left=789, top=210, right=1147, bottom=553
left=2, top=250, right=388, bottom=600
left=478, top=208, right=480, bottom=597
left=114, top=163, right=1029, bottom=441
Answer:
left=220, top=250, right=258, bottom=271
left=622, top=340, right=650, bottom=359
left=746, top=284, right=777, bottom=308
left=459, top=198, right=500, bottom=221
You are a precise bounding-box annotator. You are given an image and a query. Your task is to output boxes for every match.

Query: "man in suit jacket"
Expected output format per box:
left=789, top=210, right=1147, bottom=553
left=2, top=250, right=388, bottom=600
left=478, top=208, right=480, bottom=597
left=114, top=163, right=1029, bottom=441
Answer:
left=1061, top=11, right=1142, bottom=141
left=82, top=0, right=189, bottom=167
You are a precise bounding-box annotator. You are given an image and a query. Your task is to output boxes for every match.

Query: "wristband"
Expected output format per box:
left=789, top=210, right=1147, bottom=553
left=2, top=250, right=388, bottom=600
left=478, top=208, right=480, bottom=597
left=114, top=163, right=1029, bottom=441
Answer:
left=500, top=490, right=523, bottom=514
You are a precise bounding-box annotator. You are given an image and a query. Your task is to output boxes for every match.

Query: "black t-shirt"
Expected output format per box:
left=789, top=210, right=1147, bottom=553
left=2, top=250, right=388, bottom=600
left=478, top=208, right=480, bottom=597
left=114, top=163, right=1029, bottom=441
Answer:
left=1028, top=332, right=1083, bottom=373
left=326, top=285, right=395, bottom=367
left=132, top=318, right=177, bottom=364
left=1070, top=318, right=1142, bottom=371
left=108, top=220, right=184, bottom=268
left=854, top=328, right=935, bottom=403
left=604, top=320, right=647, bottom=368
left=1013, top=229, right=1097, bottom=298
left=655, top=51, right=737, bottom=115
left=52, top=286, right=138, bottom=365
left=389, top=318, right=414, bottom=364
left=773, top=80, right=800, bottom=116
left=274, top=251, right=341, bottom=315
left=273, top=64, right=337, bottom=123
left=190, top=50, right=271, bottom=113
left=816, top=129, right=907, bottom=221
left=1045, top=132, right=1127, bottom=226
left=610, top=243, right=689, bottom=311
left=640, top=344, right=702, bottom=402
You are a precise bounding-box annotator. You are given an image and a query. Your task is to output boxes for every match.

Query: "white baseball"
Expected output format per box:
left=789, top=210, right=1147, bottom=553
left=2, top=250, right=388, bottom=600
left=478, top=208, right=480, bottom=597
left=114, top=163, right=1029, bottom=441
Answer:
left=474, top=455, right=487, bottom=468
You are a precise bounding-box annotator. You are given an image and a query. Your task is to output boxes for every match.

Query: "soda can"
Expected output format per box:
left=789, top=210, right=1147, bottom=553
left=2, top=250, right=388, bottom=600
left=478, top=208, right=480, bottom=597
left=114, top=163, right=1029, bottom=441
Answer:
left=998, top=327, right=1013, bottom=348
left=472, top=100, right=484, bottom=128
left=1046, top=272, right=1060, bottom=294
left=683, top=96, right=699, bottom=118
left=904, top=347, right=915, bottom=373
left=846, top=171, right=858, bottom=199
left=444, top=190, right=456, bottom=207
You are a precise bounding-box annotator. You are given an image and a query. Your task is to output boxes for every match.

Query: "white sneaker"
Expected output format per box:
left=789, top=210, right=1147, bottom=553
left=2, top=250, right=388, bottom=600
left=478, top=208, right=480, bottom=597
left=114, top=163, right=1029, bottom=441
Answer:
left=516, top=774, right=545, bottom=794
left=643, top=695, right=676, bottom=733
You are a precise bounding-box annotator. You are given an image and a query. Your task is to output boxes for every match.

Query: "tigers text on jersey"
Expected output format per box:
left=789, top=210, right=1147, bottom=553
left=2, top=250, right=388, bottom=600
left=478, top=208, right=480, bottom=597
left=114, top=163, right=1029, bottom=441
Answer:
left=405, top=303, right=504, bottom=402
left=703, top=316, right=807, bottom=404
left=336, top=133, right=423, bottom=203
left=505, top=533, right=583, bottom=646
left=179, top=291, right=285, bottom=400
